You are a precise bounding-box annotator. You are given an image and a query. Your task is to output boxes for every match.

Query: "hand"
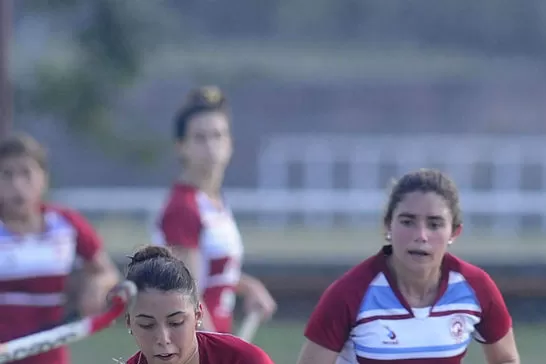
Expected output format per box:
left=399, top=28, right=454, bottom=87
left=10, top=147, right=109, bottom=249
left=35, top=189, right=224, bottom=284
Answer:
left=242, top=280, right=277, bottom=321
left=78, top=282, right=108, bottom=316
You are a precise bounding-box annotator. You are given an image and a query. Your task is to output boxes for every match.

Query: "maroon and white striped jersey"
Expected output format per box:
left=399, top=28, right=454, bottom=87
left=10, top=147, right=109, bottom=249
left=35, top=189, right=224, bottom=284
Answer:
left=153, top=184, right=244, bottom=333
left=0, top=204, right=102, bottom=364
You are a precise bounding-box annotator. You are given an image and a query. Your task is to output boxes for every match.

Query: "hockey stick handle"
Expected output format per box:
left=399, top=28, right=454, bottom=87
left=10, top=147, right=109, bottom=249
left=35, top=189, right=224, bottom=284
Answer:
left=0, top=281, right=137, bottom=363
left=237, top=310, right=262, bottom=343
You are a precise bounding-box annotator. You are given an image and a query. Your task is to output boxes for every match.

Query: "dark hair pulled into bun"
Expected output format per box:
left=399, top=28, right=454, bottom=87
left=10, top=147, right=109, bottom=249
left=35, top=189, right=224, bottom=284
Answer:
left=127, top=246, right=174, bottom=268
left=125, top=245, right=198, bottom=306
left=174, top=86, right=229, bottom=140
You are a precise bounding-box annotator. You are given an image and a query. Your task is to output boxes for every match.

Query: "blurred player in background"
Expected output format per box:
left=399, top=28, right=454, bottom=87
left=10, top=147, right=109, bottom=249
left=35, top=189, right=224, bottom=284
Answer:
left=0, top=133, right=119, bottom=364
left=297, top=169, right=520, bottom=364
left=152, top=86, right=276, bottom=334
left=125, top=245, right=274, bottom=364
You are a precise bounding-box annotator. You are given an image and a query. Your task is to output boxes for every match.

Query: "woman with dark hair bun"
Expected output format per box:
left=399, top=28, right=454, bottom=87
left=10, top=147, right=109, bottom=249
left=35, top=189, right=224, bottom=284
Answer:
left=125, top=245, right=274, bottom=364
left=151, top=86, right=276, bottom=335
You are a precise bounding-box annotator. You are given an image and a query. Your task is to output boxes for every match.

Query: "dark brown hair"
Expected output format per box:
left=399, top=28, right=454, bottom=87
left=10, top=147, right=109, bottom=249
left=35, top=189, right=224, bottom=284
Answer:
left=383, top=168, right=462, bottom=231
left=174, top=86, right=229, bottom=140
left=0, top=133, right=47, bottom=170
left=126, top=246, right=199, bottom=307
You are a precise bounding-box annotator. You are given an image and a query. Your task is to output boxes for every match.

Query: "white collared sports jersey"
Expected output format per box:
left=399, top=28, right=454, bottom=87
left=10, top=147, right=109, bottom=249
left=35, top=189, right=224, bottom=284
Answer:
left=0, top=204, right=103, bottom=364
left=153, top=183, right=243, bottom=333
left=305, top=246, right=512, bottom=364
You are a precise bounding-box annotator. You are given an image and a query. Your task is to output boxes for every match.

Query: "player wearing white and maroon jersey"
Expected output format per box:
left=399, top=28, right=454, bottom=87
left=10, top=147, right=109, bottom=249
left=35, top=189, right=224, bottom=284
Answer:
left=124, top=246, right=274, bottom=364
left=156, top=183, right=243, bottom=333
left=0, top=134, right=119, bottom=364
left=304, top=246, right=511, bottom=363
left=298, top=169, right=520, bottom=364
left=152, top=86, right=275, bottom=334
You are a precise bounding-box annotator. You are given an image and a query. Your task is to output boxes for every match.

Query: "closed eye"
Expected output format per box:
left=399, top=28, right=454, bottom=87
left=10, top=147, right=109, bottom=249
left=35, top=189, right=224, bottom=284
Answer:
left=138, top=323, right=154, bottom=330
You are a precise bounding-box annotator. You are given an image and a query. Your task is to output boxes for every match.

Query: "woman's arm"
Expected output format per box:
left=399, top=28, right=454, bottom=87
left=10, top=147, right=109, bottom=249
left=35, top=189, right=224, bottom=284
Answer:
left=297, top=340, right=340, bottom=364
left=237, top=273, right=277, bottom=320
left=481, top=329, right=519, bottom=364
left=79, top=251, right=120, bottom=316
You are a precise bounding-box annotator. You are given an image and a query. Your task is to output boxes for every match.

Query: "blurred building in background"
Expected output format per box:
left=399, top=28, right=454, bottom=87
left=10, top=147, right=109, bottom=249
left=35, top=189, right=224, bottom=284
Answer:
left=9, top=0, right=546, bottom=338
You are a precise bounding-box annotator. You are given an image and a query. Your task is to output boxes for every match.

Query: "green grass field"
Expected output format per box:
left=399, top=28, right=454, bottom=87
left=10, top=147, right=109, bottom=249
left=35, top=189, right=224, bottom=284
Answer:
left=71, top=321, right=542, bottom=364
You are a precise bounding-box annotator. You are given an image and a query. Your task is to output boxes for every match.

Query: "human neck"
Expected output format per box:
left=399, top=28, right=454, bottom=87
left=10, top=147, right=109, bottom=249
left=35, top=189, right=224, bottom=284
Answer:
left=180, top=348, right=199, bottom=364
left=179, top=336, right=199, bottom=364
left=180, top=169, right=224, bottom=198
left=1, top=210, right=43, bottom=234
left=389, top=257, right=442, bottom=306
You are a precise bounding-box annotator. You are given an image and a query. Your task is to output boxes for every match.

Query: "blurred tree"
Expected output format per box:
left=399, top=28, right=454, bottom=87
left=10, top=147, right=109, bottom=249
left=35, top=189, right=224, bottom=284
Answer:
left=16, top=0, right=162, bottom=164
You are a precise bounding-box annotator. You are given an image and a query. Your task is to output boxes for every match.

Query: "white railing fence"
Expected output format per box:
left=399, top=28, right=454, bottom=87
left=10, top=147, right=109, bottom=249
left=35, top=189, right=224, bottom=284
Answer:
left=51, top=134, right=546, bottom=235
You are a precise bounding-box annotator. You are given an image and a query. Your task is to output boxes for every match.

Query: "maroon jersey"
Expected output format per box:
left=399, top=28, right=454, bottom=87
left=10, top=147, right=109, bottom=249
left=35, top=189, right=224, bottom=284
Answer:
left=153, top=184, right=243, bottom=333
left=126, top=331, right=274, bottom=364
left=0, top=204, right=103, bottom=364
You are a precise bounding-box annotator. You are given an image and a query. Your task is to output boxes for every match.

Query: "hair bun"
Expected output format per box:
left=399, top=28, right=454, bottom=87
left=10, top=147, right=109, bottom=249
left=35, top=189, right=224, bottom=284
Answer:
left=128, top=246, right=174, bottom=266
left=185, top=86, right=226, bottom=109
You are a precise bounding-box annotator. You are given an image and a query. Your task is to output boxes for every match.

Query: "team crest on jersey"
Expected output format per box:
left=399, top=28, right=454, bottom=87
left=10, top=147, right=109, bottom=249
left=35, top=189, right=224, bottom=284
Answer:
left=450, top=315, right=466, bottom=343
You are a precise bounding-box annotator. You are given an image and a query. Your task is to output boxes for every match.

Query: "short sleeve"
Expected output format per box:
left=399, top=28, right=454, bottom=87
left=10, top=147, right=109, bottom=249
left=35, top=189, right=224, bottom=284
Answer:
left=160, top=205, right=201, bottom=249
left=304, top=278, right=355, bottom=353
left=472, top=272, right=512, bottom=344
left=59, top=208, right=102, bottom=261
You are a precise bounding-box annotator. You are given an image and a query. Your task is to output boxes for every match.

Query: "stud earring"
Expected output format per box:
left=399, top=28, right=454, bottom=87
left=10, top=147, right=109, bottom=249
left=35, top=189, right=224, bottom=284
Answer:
left=385, top=232, right=392, bottom=241
left=128, top=329, right=132, bottom=335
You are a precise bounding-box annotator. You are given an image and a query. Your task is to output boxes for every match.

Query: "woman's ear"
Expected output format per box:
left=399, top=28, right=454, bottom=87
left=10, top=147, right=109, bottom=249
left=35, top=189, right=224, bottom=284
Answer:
left=195, top=303, right=203, bottom=329
left=450, top=224, right=463, bottom=244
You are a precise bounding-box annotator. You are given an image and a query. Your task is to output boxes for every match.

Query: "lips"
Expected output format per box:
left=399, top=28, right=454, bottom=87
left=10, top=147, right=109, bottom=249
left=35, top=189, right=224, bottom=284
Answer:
left=154, top=353, right=177, bottom=361
left=407, top=249, right=431, bottom=257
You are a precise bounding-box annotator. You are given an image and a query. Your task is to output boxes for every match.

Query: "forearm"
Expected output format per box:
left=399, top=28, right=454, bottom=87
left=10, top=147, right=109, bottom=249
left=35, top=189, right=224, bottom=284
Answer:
left=81, top=269, right=119, bottom=299
left=78, top=269, right=119, bottom=316
left=236, top=272, right=260, bottom=295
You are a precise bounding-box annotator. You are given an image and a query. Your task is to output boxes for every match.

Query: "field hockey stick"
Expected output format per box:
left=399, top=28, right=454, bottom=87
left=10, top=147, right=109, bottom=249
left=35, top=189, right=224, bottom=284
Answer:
left=0, top=280, right=137, bottom=364
left=237, top=310, right=262, bottom=343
